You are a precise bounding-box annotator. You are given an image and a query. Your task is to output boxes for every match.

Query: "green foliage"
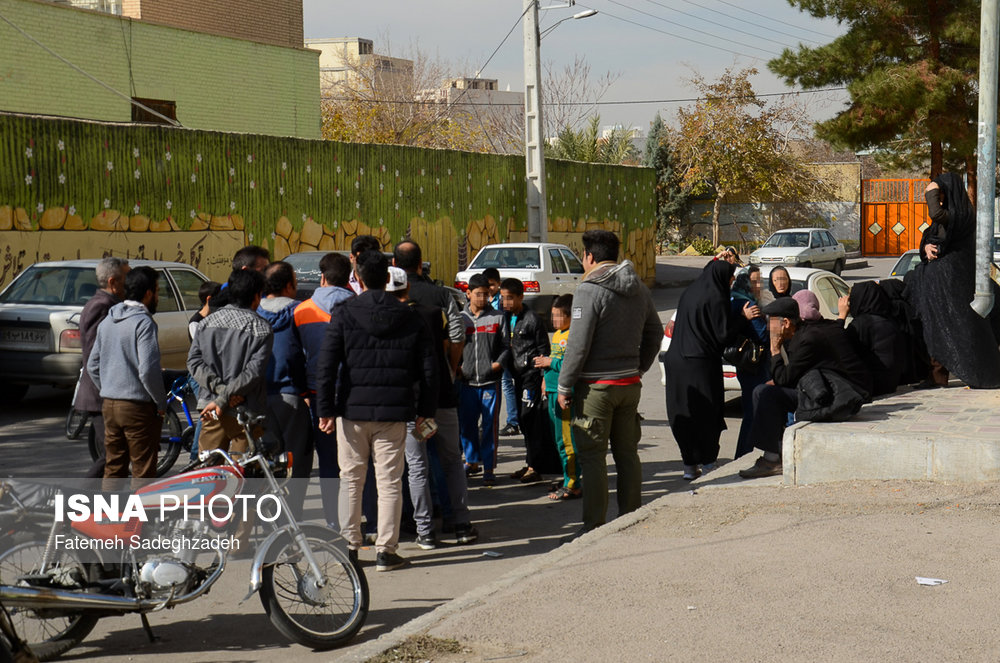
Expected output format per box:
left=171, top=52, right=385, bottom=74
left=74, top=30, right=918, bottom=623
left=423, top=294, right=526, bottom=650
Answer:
left=689, top=237, right=715, bottom=255
left=768, top=0, right=980, bottom=178
left=673, top=67, right=831, bottom=245
left=644, top=113, right=689, bottom=245
left=548, top=116, right=639, bottom=165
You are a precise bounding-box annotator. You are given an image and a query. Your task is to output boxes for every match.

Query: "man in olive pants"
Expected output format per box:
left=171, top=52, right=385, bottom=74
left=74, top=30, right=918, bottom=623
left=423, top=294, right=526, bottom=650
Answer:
left=557, top=230, right=662, bottom=533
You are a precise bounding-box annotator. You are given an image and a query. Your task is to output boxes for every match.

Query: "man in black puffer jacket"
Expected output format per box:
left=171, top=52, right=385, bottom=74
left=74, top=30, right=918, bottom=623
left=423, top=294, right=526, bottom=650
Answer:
left=316, top=250, right=438, bottom=572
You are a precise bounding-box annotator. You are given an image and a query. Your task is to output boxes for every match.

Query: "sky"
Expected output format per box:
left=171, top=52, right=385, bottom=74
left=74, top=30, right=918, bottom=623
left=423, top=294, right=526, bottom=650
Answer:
left=301, top=0, right=850, bottom=135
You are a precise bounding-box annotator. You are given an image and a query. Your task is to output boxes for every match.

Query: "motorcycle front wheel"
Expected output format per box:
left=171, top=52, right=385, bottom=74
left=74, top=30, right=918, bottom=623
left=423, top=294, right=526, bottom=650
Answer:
left=0, top=541, right=100, bottom=661
left=259, top=527, right=369, bottom=650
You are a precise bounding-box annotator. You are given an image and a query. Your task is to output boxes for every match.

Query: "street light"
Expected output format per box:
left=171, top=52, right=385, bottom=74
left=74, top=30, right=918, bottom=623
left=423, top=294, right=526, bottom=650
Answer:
left=523, top=1, right=597, bottom=243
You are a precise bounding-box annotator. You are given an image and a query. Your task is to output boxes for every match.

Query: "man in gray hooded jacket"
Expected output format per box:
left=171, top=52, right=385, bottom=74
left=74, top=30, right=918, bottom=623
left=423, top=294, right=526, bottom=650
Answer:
left=87, top=265, right=166, bottom=486
left=557, top=230, right=661, bottom=533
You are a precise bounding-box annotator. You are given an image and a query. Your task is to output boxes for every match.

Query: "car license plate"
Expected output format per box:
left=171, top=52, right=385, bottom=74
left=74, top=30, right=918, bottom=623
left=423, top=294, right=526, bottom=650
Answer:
left=0, top=327, right=47, bottom=347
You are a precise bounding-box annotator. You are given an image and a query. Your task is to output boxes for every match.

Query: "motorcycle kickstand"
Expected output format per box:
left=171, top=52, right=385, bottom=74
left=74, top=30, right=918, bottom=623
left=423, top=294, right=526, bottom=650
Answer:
left=139, top=613, right=159, bottom=643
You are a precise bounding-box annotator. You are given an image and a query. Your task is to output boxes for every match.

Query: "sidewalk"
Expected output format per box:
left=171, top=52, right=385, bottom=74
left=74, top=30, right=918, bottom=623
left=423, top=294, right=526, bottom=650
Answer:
left=344, top=384, right=1000, bottom=662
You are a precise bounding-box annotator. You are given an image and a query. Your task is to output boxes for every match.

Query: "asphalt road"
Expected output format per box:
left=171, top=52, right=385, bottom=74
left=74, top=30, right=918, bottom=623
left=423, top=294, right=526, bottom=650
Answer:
left=0, top=256, right=898, bottom=662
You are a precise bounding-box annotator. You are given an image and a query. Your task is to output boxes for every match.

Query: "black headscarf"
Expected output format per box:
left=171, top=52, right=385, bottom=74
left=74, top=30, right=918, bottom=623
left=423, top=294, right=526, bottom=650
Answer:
left=923, top=172, right=974, bottom=256
left=672, top=260, right=737, bottom=357
left=849, top=281, right=893, bottom=318
left=768, top=266, right=792, bottom=299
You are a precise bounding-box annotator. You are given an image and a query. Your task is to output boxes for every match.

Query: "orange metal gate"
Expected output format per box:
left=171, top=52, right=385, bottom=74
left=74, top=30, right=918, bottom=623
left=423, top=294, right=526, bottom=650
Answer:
left=861, top=179, right=931, bottom=256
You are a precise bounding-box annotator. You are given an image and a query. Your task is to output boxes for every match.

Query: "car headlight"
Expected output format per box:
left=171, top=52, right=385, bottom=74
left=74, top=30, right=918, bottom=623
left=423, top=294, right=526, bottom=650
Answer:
left=785, top=256, right=800, bottom=264
left=749, top=255, right=760, bottom=264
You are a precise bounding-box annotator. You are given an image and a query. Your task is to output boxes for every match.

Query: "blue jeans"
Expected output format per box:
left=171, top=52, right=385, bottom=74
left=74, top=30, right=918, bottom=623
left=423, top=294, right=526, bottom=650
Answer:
left=458, top=382, right=500, bottom=475
left=501, top=370, right=518, bottom=427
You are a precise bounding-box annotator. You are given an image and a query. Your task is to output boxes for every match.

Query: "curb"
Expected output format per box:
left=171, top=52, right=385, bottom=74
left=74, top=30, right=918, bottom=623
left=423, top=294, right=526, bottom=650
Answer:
left=335, top=496, right=664, bottom=663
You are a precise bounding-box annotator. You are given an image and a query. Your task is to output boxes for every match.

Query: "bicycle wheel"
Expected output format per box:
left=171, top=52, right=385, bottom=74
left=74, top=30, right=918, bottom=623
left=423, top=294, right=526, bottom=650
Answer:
left=0, top=541, right=100, bottom=661
left=259, top=526, right=368, bottom=650
left=155, top=409, right=183, bottom=477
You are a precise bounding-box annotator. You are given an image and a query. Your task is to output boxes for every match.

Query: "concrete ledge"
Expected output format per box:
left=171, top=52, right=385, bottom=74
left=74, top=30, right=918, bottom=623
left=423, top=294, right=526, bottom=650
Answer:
left=783, top=385, right=1000, bottom=484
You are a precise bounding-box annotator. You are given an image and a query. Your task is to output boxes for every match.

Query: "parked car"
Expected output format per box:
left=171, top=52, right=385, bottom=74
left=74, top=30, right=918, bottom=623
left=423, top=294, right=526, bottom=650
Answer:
left=0, top=259, right=209, bottom=402
left=888, top=249, right=920, bottom=278
left=659, top=266, right=852, bottom=390
left=284, top=250, right=462, bottom=308
left=749, top=228, right=846, bottom=275
left=454, top=242, right=584, bottom=324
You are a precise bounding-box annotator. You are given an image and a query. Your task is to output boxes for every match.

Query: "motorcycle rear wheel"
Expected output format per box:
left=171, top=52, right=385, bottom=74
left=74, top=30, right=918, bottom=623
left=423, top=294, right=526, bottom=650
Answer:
left=259, top=527, right=368, bottom=650
left=0, top=541, right=100, bottom=661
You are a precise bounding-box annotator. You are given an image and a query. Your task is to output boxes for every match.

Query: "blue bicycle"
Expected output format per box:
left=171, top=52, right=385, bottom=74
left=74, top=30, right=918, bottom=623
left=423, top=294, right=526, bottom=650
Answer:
left=83, top=375, right=198, bottom=477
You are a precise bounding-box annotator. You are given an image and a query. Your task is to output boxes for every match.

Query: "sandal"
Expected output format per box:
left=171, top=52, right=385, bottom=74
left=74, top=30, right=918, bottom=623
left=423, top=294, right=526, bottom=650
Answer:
left=520, top=469, right=543, bottom=483
left=510, top=466, right=530, bottom=480
left=548, top=487, right=581, bottom=501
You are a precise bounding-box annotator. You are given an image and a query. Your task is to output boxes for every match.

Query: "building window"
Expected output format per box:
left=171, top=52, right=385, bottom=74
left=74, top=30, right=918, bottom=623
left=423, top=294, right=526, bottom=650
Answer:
left=132, top=97, right=177, bottom=125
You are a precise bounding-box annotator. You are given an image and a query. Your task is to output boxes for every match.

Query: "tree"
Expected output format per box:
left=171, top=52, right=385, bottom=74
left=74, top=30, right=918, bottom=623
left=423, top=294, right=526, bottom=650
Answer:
left=673, top=66, right=832, bottom=246
left=768, top=0, right=980, bottom=199
left=548, top=115, right=640, bottom=164
left=320, top=43, right=490, bottom=151
left=644, top=113, right=689, bottom=246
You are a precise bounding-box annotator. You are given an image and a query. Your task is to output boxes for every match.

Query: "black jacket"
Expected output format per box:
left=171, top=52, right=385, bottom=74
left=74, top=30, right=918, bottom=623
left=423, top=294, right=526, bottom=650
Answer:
left=410, top=300, right=457, bottom=409
left=772, top=319, right=873, bottom=397
left=315, top=290, right=437, bottom=422
left=503, top=307, right=550, bottom=381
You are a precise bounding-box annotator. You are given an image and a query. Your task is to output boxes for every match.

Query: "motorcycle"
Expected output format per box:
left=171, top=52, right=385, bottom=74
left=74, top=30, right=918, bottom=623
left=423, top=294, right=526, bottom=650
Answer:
left=0, top=409, right=368, bottom=661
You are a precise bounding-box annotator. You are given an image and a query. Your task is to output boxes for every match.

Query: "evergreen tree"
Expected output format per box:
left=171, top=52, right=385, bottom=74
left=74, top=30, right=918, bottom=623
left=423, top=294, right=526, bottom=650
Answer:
left=769, top=0, right=980, bottom=197
left=644, top=113, right=689, bottom=246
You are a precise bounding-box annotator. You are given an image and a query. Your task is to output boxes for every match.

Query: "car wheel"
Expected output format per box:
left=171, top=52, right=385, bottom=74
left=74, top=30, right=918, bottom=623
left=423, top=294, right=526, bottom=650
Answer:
left=832, top=259, right=844, bottom=276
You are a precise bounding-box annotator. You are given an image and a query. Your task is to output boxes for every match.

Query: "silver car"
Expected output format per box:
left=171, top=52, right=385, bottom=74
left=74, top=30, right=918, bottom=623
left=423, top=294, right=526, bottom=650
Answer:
left=0, top=259, right=209, bottom=402
left=749, top=228, right=847, bottom=275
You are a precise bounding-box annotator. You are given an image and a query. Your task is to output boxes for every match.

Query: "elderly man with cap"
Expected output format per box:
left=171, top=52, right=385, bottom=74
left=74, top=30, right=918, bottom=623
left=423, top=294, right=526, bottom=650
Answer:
left=739, top=296, right=872, bottom=479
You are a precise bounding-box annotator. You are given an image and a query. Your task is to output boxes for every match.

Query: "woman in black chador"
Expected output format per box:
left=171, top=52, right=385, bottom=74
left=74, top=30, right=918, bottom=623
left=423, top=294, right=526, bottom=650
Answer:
left=665, top=260, right=749, bottom=479
left=910, top=173, right=1000, bottom=388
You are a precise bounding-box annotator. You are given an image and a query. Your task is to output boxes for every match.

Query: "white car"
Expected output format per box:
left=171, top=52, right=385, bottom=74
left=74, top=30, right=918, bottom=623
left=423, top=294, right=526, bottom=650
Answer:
left=454, top=242, right=584, bottom=324
left=749, top=228, right=846, bottom=275
left=0, top=259, right=209, bottom=402
left=659, top=266, right=852, bottom=389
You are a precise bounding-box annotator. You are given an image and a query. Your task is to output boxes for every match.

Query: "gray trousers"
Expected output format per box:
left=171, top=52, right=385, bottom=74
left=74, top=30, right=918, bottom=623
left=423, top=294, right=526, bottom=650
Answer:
left=405, top=408, right=470, bottom=536
left=267, top=393, right=314, bottom=520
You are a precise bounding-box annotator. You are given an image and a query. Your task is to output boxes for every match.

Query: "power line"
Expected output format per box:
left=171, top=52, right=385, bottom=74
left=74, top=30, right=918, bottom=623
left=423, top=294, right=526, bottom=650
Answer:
left=0, top=8, right=181, bottom=127
left=599, top=0, right=781, bottom=56
left=626, top=0, right=801, bottom=50
left=574, top=3, right=770, bottom=60
left=712, top=0, right=839, bottom=40
left=659, top=0, right=824, bottom=46
left=351, top=86, right=848, bottom=107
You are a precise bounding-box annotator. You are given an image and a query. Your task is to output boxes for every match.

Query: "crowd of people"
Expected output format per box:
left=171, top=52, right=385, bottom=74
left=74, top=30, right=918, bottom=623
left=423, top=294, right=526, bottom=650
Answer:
left=77, top=176, right=996, bottom=559
left=77, top=229, right=662, bottom=569
left=665, top=173, right=1000, bottom=479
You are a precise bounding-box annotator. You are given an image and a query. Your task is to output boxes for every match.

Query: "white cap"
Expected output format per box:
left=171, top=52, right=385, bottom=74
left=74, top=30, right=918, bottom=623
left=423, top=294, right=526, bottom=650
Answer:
left=386, top=266, right=408, bottom=292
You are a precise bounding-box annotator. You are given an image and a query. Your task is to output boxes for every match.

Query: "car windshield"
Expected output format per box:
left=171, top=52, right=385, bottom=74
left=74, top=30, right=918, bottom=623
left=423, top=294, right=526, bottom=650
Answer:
left=283, top=253, right=326, bottom=283
left=762, top=232, right=809, bottom=248
left=891, top=252, right=920, bottom=276
left=0, top=266, right=98, bottom=305
left=470, top=247, right=541, bottom=270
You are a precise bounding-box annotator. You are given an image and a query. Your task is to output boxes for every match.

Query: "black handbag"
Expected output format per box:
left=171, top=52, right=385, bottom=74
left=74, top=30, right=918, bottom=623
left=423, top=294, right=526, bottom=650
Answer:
left=722, top=335, right=765, bottom=372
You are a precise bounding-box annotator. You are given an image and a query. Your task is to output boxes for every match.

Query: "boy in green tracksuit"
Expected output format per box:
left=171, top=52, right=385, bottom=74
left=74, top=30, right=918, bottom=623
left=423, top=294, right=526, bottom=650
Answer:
left=534, top=294, right=580, bottom=500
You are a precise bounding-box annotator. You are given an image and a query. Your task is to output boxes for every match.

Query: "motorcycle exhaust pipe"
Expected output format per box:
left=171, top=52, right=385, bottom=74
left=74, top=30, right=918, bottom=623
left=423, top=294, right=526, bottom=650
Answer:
left=0, top=584, right=148, bottom=611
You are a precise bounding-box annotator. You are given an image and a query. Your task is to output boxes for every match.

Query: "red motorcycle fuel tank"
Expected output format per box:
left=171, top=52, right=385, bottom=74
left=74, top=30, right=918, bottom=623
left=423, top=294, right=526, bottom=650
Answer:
left=70, top=466, right=245, bottom=540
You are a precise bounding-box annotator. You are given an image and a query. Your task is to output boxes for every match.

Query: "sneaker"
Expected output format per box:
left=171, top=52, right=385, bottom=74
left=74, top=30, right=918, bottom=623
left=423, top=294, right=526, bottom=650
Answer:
left=682, top=465, right=701, bottom=481
left=738, top=456, right=782, bottom=479
left=415, top=533, right=438, bottom=550
left=482, top=474, right=496, bottom=487
left=499, top=424, right=520, bottom=436
left=455, top=524, right=479, bottom=544
left=701, top=462, right=716, bottom=474
left=375, top=551, right=408, bottom=572
left=465, top=462, right=482, bottom=476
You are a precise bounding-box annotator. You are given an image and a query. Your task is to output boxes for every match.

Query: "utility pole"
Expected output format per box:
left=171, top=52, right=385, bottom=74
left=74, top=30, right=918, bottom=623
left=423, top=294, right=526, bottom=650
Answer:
left=523, top=0, right=547, bottom=243
left=973, top=0, right=999, bottom=316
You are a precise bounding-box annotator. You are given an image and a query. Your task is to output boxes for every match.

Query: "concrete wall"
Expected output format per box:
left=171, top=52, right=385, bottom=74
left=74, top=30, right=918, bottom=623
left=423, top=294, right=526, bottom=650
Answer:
left=0, top=0, right=320, bottom=139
